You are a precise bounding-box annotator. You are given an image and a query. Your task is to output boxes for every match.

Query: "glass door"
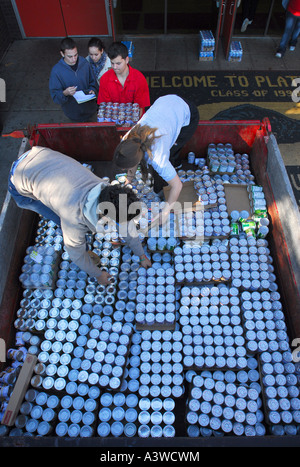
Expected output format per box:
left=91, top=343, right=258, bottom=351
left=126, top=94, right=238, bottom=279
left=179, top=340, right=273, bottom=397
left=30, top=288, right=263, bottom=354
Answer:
left=233, top=0, right=286, bottom=36
left=112, top=0, right=222, bottom=35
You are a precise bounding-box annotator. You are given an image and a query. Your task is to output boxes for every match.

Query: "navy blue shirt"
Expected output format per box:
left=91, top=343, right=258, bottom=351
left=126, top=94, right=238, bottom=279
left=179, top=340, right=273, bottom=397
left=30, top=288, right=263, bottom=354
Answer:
left=49, top=56, right=97, bottom=122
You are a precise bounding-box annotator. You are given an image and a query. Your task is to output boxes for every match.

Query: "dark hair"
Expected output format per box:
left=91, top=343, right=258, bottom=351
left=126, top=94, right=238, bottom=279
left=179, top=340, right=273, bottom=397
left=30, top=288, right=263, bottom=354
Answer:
left=98, top=185, right=141, bottom=223
left=107, top=41, right=128, bottom=60
left=60, top=37, right=77, bottom=53
left=88, top=37, right=105, bottom=51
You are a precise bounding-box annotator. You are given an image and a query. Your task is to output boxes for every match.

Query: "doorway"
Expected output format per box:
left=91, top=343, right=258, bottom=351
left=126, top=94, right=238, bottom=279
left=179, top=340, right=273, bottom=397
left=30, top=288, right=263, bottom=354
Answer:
left=113, top=0, right=221, bottom=35
left=113, top=0, right=286, bottom=36
left=233, top=0, right=286, bottom=36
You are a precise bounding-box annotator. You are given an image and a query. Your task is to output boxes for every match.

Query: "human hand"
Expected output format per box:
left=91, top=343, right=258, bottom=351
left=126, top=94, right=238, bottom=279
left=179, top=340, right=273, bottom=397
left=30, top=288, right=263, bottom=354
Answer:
left=89, top=90, right=95, bottom=95
left=63, top=86, right=77, bottom=96
left=139, top=254, right=152, bottom=269
left=124, top=177, right=133, bottom=185
left=97, top=270, right=113, bottom=285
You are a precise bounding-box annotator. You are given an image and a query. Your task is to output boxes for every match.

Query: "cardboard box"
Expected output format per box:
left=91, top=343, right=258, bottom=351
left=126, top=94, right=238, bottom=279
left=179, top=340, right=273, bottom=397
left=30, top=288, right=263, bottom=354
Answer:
left=1, top=353, right=37, bottom=426
left=163, top=180, right=216, bottom=213
left=224, top=184, right=252, bottom=216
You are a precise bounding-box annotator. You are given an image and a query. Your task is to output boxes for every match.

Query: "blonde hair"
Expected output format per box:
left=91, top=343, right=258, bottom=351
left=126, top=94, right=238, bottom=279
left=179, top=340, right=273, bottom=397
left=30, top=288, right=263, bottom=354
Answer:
left=124, top=124, right=160, bottom=160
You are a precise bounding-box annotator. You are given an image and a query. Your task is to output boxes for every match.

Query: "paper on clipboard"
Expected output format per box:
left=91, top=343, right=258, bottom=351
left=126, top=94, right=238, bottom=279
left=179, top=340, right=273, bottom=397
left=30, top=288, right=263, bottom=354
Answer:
left=73, top=90, right=96, bottom=104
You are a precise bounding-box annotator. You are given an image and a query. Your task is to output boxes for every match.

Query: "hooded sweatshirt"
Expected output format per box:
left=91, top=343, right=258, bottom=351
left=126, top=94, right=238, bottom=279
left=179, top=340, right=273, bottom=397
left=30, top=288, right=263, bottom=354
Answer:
left=49, top=56, right=97, bottom=121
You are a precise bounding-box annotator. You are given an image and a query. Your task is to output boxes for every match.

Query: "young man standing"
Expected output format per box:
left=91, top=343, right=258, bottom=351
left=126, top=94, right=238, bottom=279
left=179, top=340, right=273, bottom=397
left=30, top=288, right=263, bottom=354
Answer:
left=97, top=42, right=150, bottom=116
left=49, top=37, right=97, bottom=122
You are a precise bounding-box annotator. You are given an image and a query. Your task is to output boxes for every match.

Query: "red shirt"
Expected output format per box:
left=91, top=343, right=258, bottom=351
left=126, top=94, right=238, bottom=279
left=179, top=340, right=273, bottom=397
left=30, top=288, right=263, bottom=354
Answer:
left=97, top=66, right=150, bottom=109
left=288, top=0, right=300, bottom=15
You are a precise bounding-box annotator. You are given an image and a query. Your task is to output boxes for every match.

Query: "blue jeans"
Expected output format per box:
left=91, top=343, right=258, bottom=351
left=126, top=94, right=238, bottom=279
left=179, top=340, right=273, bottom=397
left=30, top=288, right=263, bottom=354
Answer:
left=278, top=11, right=300, bottom=54
left=8, top=175, right=61, bottom=227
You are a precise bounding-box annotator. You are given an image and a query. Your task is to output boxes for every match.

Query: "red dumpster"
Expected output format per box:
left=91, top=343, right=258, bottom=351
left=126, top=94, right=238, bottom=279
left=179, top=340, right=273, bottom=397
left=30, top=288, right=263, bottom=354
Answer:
left=0, top=119, right=299, bottom=447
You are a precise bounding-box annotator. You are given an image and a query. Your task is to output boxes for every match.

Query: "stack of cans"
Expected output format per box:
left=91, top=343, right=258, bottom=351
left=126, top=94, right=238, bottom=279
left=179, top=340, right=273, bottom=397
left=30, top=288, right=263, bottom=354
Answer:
left=194, top=172, right=224, bottom=207
left=98, top=391, right=138, bottom=437
left=135, top=253, right=176, bottom=330
left=228, top=41, right=243, bottom=62
left=199, top=30, right=215, bottom=61
left=179, top=284, right=247, bottom=371
left=97, top=102, right=140, bottom=125
left=174, top=241, right=231, bottom=285
left=229, top=187, right=269, bottom=240
left=186, top=369, right=265, bottom=437
left=137, top=330, right=185, bottom=400
left=147, top=236, right=178, bottom=252
left=2, top=151, right=300, bottom=441
left=119, top=331, right=143, bottom=394
left=136, top=396, right=176, bottom=438
left=207, top=143, right=237, bottom=174
left=176, top=207, right=230, bottom=239
left=228, top=237, right=273, bottom=292
left=19, top=244, right=60, bottom=289
left=261, top=354, right=300, bottom=429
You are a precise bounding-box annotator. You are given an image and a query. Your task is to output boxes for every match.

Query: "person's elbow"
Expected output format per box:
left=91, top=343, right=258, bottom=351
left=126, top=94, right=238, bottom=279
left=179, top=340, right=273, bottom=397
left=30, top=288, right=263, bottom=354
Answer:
left=175, top=177, right=183, bottom=196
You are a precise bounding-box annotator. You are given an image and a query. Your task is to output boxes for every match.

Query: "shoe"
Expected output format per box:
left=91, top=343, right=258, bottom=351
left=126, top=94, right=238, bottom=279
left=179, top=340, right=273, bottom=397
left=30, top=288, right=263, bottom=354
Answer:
left=275, top=52, right=283, bottom=58
left=241, top=18, right=252, bottom=32
left=290, top=46, right=296, bottom=51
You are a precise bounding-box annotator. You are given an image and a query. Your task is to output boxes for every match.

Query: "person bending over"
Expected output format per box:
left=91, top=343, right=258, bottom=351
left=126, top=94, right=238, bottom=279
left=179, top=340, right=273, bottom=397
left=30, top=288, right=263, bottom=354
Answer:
left=113, top=94, right=199, bottom=223
left=8, top=146, right=151, bottom=285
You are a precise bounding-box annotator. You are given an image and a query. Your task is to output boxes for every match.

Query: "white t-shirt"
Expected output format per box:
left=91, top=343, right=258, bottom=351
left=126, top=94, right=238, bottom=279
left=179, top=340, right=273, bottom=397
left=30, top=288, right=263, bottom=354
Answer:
left=138, top=95, right=191, bottom=182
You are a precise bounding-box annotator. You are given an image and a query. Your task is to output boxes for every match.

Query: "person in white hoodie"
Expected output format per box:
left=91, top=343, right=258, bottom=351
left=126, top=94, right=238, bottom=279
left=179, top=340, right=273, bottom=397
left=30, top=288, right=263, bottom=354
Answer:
left=8, top=146, right=151, bottom=284
left=113, top=95, right=199, bottom=225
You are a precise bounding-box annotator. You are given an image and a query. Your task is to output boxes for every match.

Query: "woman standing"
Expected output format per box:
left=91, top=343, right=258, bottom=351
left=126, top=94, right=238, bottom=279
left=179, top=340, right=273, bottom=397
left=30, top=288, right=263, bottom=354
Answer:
left=86, top=38, right=111, bottom=86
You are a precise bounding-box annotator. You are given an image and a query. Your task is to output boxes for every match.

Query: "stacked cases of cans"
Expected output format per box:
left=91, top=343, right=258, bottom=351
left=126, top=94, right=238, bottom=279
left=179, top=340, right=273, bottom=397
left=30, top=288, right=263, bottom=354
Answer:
left=173, top=240, right=232, bottom=285
left=24, top=232, right=132, bottom=393
left=136, top=330, right=185, bottom=400
left=228, top=41, right=243, bottom=62
left=2, top=215, right=180, bottom=438
left=178, top=284, right=247, bottom=371
left=199, top=30, right=215, bottom=61
left=19, top=244, right=60, bottom=290
left=206, top=144, right=255, bottom=183
left=229, top=189, right=269, bottom=239
left=185, top=369, right=266, bottom=437
left=135, top=252, right=177, bottom=330
left=97, top=102, right=140, bottom=125
left=193, top=171, right=224, bottom=208
left=98, top=391, right=176, bottom=438
left=1, top=147, right=300, bottom=439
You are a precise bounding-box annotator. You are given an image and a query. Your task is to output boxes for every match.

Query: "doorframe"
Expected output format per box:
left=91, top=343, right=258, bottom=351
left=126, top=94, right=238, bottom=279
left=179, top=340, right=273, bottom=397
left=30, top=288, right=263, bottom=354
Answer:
left=214, top=0, right=227, bottom=58
left=222, top=0, right=238, bottom=60
left=11, top=0, right=26, bottom=39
